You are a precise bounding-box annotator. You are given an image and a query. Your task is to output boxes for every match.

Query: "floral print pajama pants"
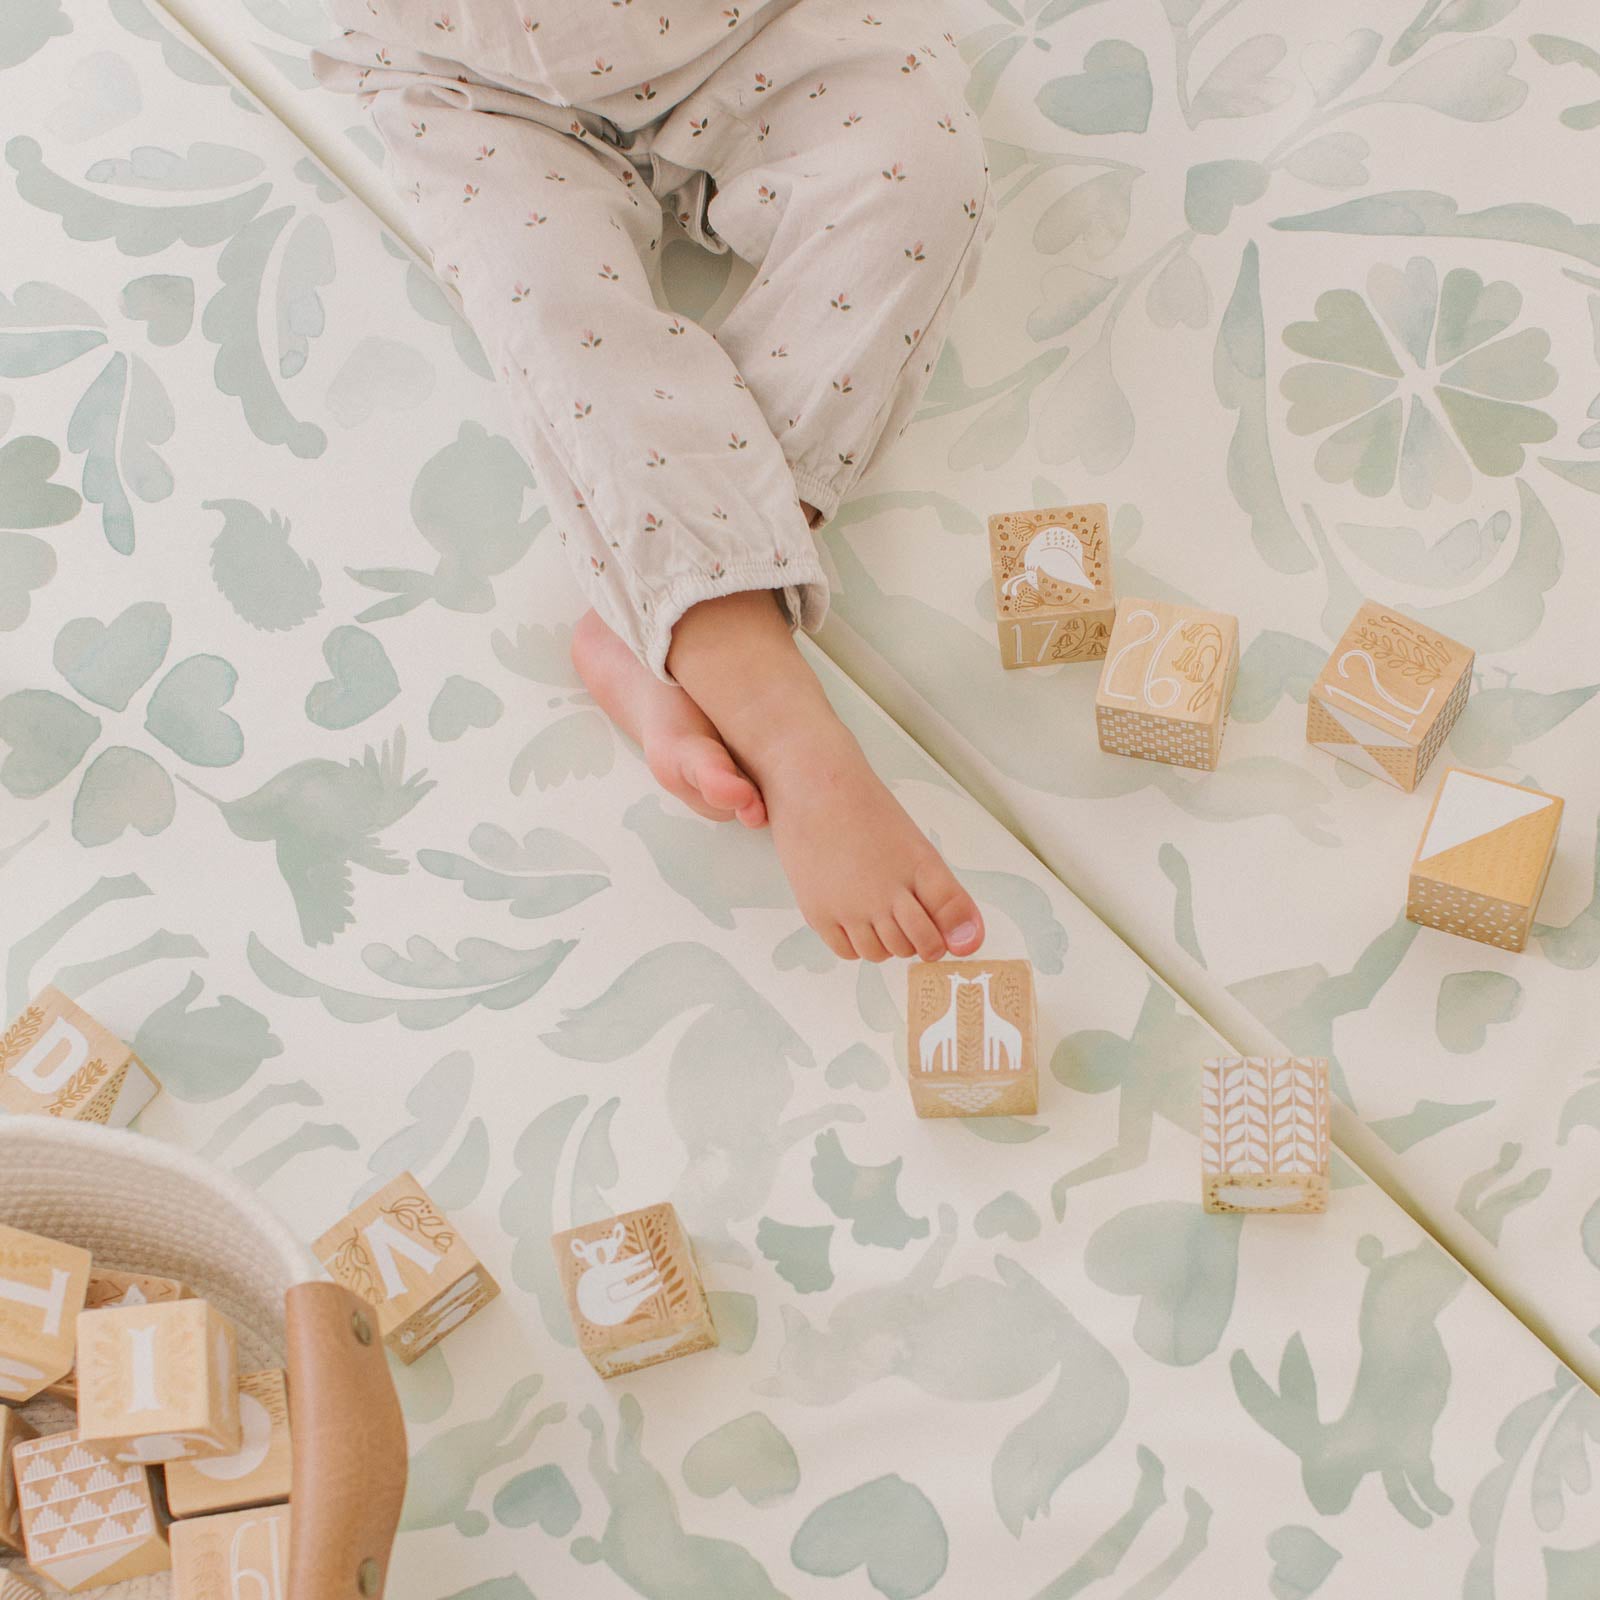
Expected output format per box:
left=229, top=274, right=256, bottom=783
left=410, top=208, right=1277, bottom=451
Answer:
left=314, top=0, right=993, bottom=678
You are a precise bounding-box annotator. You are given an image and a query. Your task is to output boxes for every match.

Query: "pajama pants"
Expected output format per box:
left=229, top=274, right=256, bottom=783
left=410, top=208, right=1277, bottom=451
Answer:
left=314, top=1, right=993, bottom=679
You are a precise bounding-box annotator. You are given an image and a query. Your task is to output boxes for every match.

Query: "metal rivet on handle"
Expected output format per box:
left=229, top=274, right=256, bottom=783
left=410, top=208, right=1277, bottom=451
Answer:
left=358, top=1558, right=382, bottom=1595
left=351, top=1309, right=373, bottom=1346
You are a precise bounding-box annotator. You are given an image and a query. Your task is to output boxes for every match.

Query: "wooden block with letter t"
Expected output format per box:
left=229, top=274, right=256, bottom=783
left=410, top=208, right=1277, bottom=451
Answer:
left=165, top=1367, right=291, bottom=1517
left=172, top=1503, right=290, bottom=1600
left=552, top=1203, right=718, bottom=1379
left=1407, top=768, right=1563, bottom=952
left=1307, top=600, right=1473, bottom=791
left=1, top=1404, right=38, bottom=1554
left=1095, top=597, right=1240, bottom=770
left=906, top=959, right=1037, bottom=1118
left=0, top=1221, right=90, bottom=1402
left=313, top=1171, right=500, bottom=1364
left=989, top=503, right=1115, bottom=669
left=76, top=1297, right=241, bottom=1464
left=1201, top=1056, right=1329, bottom=1214
left=0, top=986, right=159, bottom=1127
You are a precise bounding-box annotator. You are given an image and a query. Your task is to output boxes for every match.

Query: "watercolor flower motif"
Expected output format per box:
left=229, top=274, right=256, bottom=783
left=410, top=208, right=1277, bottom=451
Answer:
left=1281, top=258, right=1558, bottom=508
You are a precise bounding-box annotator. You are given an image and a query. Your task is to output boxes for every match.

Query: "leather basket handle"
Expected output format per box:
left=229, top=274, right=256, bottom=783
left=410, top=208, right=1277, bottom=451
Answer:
left=285, top=1282, right=408, bottom=1600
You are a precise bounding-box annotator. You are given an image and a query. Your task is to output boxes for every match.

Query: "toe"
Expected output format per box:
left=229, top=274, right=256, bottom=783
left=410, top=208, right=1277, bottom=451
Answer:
left=914, top=859, right=984, bottom=956
left=845, top=922, right=891, bottom=963
left=893, top=893, right=947, bottom=962
left=690, top=744, right=763, bottom=815
left=875, top=916, right=915, bottom=960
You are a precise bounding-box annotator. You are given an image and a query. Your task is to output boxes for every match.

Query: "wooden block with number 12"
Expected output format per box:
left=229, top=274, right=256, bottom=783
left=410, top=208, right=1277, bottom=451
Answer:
left=989, top=503, right=1115, bottom=669
left=0, top=986, right=159, bottom=1126
left=1095, top=597, right=1240, bottom=770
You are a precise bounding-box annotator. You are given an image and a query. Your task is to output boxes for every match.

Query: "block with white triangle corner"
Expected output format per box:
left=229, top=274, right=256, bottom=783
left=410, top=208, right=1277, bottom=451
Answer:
left=1406, top=768, right=1564, bottom=953
left=1306, top=600, right=1474, bottom=793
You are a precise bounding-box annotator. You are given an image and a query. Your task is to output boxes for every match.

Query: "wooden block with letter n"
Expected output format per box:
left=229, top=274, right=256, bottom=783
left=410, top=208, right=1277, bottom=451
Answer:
left=1407, top=768, right=1563, bottom=952
left=76, top=1297, right=241, bottom=1464
left=552, top=1203, right=718, bottom=1379
left=314, top=1171, right=500, bottom=1364
left=906, top=959, right=1037, bottom=1118
left=12, top=1430, right=170, bottom=1591
left=172, top=1502, right=290, bottom=1600
left=1201, top=1056, right=1329, bottom=1214
left=1, top=1404, right=38, bottom=1554
left=0, top=986, right=159, bottom=1127
left=0, top=1221, right=90, bottom=1402
left=989, top=503, right=1115, bottom=669
left=1095, top=597, right=1240, bottom=770
left=1307, top=601, right=1473, bottom=791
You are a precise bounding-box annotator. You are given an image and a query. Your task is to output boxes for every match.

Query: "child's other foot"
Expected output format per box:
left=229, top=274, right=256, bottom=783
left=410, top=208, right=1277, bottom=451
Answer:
left=571, top=610, right=765, bottom=826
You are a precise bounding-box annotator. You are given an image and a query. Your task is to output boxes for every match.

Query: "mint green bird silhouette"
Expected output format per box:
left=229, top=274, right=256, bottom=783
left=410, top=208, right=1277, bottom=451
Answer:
left=180, top=732, right=433, bottom=945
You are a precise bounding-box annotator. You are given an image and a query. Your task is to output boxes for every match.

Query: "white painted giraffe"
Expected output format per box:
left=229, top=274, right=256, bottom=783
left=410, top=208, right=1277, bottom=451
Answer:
left=970, top=972, right=1021, bottom=1072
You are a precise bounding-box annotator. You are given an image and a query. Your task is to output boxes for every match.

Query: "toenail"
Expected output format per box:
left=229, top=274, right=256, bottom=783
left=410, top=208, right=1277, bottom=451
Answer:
left=950, top=921, right=978, bottom=946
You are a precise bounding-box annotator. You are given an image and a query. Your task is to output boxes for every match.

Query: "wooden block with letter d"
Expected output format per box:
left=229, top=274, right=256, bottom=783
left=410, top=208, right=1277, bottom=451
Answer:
left=314, top=1171, right=500, bottom=1363
left=552, top=1203, right=718, bottom=1379
left=1095, top=597, right=1239, bottom=770
left=165, top=1367, right=291, bottom=1517
left=1201, top=1056, right=1329, bottom=1214
left=76, top=1297, right=241, bottom=1464
left=0, top=1221, right=90, bottom=1402
left=906, top=959, right=1037, bottom=1118
left=1307, top=600, right=1473, bottom=791
left=172, top=1503, right=290, bottom=1600
left=0, top=986, right=159, bottom=1127
left=1, top=1404, right=38, bottom=1554
left=989, top=503, right=1115, bottom=669
left=1407, top=768, right=1563, bottom=952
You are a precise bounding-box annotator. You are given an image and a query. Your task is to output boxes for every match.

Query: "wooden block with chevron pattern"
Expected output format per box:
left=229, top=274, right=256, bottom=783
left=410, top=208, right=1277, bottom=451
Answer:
left=1407, top=768, right=1563, bottom=952
left=1200, top=1056, right=1329, bottom=1214
left=0, top=987, right=159, bottom=1128
left=1306, top=601, right=1473, bottom=792
left=906, top=959, right=1037, bottom=1118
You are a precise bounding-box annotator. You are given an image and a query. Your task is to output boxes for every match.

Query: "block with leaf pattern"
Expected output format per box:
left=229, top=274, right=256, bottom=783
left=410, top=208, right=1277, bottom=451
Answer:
left=988, top=503, right=1115, bottom=669
left=1200, top=1056, right=1329, bottom=1214
left=313, top=1171, right=500, bottom=1363
left=0, top=987, right=160, bottom=1127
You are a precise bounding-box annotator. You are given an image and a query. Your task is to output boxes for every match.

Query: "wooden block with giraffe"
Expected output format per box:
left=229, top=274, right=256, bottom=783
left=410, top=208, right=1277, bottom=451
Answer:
left=1094, top=597, right=1240, bottom=771
left=0, top=987, right=160, bottom=1127
left=988, top=503, right=1115, bottom=670
left=906, top=959, right=1038, bottom=1118
left=1200, top=1056, right=1330, bottom=1214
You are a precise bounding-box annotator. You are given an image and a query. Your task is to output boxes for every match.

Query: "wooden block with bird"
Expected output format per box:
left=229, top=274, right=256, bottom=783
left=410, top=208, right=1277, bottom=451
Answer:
left=988, top=503, right=1115, bottom=670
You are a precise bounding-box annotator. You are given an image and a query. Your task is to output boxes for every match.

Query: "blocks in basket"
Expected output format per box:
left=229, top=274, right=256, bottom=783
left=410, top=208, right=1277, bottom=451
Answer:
left=1, top=1404, right=38, bottom=1554
left=1200, top=1056, right=1329, bottom=1215
left=0, top=1573, right=44, bottom=1600
left=44, top=1268, right=192, bottom=1404
left=989, top=503, right=1115, bottom=670
left=552, top=1203, right=718, bottom=1379
left=76, top=1298, right=241, bottom=1464
left=11, top=1430, right=170, bottom=1591
left=0, top=1221, right=91, bottom=1402
left=1406, top=768, right=1563, bottom=953
left=906, top=959, right=1037, bottom=1118
left=171, top=1503, right=290, bottom=1600
left=314, top=1171, right=500, bottom=1364
left=0, top=986, right=159, bottom=1127
left=1306, top=601, right=1473, bottom=792
left=1094, top=597, right=1240, bottom=771
left=166, top=1368, right=291, bottom=1518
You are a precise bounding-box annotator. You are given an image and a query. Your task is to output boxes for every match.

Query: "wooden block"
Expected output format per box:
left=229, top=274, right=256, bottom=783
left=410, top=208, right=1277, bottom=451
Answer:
left=165, top=1369, right=291, bottom=1517
left=989, top=503, right=1115, bottom=669
left=1201, top=1057, right=1329, bottom=1214
left=0, top=987, right=159, bottom=1127
left=11, top=1430, right=169, bottom=1591
left=906, top=959, right=1037, bottom=1118
left=39, top=1269, right=190, bottom=1405
left=1307, top=601, right=1473, bottom=791
left=76, top=1298, right=241, bottom=1464
left=0, top=1572, right=44, bottom=1600
left=1407, top=768, right=1563, bottom=952
left=0, top=1222, right=91, bottom=1402
left=1094, top=597, right=1240, bottom=771
left=171, top=1503, right=290, bottom=1600
left=1, top=1404, right=38, bottom=1554
left=313, top=1172, right=500, bottom=1364
left=552, top=1204, right=718, bottom=1379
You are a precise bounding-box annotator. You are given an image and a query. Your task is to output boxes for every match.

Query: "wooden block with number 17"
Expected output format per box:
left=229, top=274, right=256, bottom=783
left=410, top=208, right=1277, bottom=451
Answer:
left=989, top=503, right=1115, bottom=669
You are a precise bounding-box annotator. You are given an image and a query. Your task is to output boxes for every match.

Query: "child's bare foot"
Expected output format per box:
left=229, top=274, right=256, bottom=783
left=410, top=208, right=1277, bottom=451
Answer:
left=572, top=610, right=766, bottom=826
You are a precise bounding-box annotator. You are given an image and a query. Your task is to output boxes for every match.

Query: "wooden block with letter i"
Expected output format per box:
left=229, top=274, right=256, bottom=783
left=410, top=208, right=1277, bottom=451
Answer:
left=1407, top=768, right=1563, bottom=952
left=989, top=503, right=1115, bottom=669
left=314, top=1171, right=500, bottom=1363
left=76, top=1297, right=241, bottom=1464
left=1307, top=600, right=1473, bottom=791
left=1095, top=597, right=1239, bottom=770
left=1201, top=1056, right=1329, bottom=1214
left=0, top=986, right=159, bottom=1127
left=906, top=959, right=1037, bottom=1117
left=2, top=1404, right=38, bottom=1554
left=172, top=1503, right=290, bottom=1600
left=165, top=1367, right=291, bottom=1517
left=12, top=1430, right=170, bottom=1591
left=552, top=1203, right=718, bottom=1379
left=0, top=1221, right=90, bottom=1402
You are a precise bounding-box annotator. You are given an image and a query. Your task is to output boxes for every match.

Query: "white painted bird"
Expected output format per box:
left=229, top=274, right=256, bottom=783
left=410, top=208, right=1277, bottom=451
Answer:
left=1003, top=523, right=1091, bottom=599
